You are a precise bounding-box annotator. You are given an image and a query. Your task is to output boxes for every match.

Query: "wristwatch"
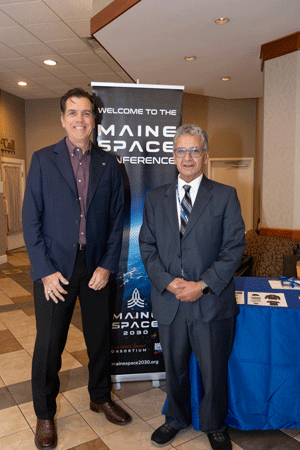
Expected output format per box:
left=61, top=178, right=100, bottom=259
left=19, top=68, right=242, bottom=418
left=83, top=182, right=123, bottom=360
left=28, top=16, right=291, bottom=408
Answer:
left=202, top=286, right=212, bottom=295
left=200, top=280, right=212, bottom=295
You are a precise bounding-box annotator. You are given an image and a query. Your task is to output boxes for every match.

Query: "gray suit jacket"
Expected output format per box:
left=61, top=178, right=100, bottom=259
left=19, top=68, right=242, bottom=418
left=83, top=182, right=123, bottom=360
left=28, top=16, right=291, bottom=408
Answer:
left=139, top=175, right=245, bottom=325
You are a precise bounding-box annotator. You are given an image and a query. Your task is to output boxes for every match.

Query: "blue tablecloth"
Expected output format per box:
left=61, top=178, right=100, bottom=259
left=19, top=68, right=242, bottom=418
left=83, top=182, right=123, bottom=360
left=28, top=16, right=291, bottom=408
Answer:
left=165, top=277, right=300, bottom=430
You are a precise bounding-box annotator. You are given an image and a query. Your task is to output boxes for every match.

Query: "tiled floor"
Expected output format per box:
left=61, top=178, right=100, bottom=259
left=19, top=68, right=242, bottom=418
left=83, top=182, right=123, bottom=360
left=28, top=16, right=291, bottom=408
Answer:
left=0, top=248, right=300, bottom=449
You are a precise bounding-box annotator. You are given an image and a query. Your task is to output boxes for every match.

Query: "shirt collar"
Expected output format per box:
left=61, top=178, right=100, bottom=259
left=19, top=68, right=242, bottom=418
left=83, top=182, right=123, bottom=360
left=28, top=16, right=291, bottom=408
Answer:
left=65, top=137, right=92, bottom=157
left=178, top=173, right=203, bottom=192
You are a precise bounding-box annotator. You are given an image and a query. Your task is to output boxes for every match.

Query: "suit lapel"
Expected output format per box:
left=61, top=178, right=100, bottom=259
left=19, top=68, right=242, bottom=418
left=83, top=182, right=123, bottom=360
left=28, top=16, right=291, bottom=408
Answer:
left=87, top=144, right=107, bottom=211
left=51, top=139, right=77, bottom=198
left=182, top=174, right=213, bottom=239
left=164, top=181, right=181, bottom=249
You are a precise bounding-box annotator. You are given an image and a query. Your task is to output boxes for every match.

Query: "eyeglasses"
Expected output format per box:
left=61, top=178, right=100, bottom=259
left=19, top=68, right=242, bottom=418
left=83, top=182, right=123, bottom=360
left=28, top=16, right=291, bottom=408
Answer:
left=174, top=147, right=205, bottom=158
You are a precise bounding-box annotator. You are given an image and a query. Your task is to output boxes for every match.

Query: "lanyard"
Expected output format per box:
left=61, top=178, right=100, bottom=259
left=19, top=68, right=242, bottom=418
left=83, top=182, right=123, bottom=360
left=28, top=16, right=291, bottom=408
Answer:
left=278, top=276, right=300, bottom=288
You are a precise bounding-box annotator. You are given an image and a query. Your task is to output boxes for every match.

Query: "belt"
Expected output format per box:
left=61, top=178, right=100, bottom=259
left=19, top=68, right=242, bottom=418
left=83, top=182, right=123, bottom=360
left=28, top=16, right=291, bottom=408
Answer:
left=78, top=244, right=86, bottom=250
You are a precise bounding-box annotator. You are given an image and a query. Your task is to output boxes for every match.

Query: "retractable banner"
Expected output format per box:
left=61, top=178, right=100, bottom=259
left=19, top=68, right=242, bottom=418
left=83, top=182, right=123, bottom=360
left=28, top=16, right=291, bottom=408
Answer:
left=92, top=82, right=184, bottom=383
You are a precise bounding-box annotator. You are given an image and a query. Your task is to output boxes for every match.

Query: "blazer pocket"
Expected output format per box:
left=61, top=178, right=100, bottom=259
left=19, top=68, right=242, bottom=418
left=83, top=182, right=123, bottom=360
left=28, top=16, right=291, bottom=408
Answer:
left=210, top=210, right=223, bottom=226
left=212, top=209, right=223, bottom=218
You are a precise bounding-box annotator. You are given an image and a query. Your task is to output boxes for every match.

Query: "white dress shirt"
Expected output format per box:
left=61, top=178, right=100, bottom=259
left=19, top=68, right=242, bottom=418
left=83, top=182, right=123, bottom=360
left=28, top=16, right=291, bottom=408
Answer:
left=176, top=173, right=208, bottom=289
left=176, top=174, right=203, bottom=227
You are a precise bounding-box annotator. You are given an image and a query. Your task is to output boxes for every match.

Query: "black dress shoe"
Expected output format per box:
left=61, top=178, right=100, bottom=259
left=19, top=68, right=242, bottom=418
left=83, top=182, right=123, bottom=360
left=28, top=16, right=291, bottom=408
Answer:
left=90, top=400, right=132, bottom=425
left=35, top=419, right=57, bottom=449
left=207, top=431, right=232, bottom=450
left=151, top=423, right=180, bottom=447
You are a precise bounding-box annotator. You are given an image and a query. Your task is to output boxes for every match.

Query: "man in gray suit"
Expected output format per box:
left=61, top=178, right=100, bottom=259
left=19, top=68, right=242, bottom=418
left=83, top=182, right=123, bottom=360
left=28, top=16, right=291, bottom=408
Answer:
left=139, top=124, right=245, bottom=450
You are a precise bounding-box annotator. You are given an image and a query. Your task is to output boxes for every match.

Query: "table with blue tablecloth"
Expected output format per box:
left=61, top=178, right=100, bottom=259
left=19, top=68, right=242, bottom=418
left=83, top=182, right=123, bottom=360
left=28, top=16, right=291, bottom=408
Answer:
left=164, top=277, right=300, bottom=431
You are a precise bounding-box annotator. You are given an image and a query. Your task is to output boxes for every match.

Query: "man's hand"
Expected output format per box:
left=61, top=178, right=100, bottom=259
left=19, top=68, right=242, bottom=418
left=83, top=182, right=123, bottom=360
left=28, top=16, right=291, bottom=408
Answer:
left=166, top=278, right=186, bottom=296
left=42, top=272, right=69, bottom=304
left=169, top=280, right=203, bottom=303
left=89, top=267, right=110, bottom=291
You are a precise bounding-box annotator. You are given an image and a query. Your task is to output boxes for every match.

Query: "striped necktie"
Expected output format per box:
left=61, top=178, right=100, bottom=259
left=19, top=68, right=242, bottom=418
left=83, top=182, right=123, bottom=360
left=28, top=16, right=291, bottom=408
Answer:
left=180, top=184, right=192, bottom=239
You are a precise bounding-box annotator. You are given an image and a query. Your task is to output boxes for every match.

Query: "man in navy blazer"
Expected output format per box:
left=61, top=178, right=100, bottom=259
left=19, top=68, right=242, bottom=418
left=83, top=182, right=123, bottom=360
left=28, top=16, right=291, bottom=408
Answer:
left=139, top=124, right=245, bottom=450
left=22, top=88, right=131, bottom=450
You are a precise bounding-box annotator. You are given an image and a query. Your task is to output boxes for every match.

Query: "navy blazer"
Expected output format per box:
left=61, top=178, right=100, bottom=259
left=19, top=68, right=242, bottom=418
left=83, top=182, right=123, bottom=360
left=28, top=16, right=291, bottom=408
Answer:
left=139, top=175, right=245, bottom=324
left=22, top=138, right=124, bottom=283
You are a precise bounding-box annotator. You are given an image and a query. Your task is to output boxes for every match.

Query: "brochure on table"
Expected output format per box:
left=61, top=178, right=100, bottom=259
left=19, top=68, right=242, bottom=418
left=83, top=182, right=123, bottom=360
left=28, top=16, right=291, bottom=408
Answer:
left=247, top=291, right=287, bottom=307
left=235, top=278, right=300, bottom=307
left=235, top=291, right=245, bottom=305
left=269, top=279, right=300, bottom=290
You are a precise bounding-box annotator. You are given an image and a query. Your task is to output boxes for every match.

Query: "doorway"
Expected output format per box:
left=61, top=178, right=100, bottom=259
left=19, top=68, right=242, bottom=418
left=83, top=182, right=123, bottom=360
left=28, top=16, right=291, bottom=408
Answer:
left=1, top=157, right=25, bottom=250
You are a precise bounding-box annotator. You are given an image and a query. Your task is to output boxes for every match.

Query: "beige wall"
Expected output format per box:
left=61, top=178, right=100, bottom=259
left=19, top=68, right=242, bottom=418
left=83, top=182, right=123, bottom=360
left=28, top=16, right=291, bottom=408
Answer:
left=25, top=92, right=257, bottom=166
left=0, top=87, right=259, bottom=263
left=262, top=51, right=300, bottom=229
left=0, top=90, right=6, bottom=260
left=0, top=192, right=6, bottom=262
left=22, top=91, right=258, bottom=231
left=92, top=0, right=113, bottom=15
left=183, top=93, right=257, bottom=158
left=24, top=92, right=258, bottom=231
left=1, top=90, right=26, bottom=161
left=183, top=92, right=258, bottom=228
left=0, top=90, right=27, bottom=260
left=25, top=98, right=66, bottom=170
left=255, top=97, right=264, bottom=230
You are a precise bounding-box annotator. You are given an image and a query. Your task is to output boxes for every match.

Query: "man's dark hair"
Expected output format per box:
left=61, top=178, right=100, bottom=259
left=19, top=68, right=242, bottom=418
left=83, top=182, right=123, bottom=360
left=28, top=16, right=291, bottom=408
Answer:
left=60, top=88, right=97, bottom=118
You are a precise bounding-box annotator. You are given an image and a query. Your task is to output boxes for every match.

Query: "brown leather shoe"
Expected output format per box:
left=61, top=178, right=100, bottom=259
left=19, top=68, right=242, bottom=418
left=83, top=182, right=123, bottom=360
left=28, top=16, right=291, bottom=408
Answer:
left=35, top=419, right=57, bottom=449
left=90, top=400, right=132, bottom=425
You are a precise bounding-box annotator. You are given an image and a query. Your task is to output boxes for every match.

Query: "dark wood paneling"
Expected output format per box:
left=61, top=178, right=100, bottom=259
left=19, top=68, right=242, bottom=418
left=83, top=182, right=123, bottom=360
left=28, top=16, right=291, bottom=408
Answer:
left=91, top=0, right=141, bottom=36
left=260, top=32, right=300, bottom=71
left=259, top=227, right=300, bottom=239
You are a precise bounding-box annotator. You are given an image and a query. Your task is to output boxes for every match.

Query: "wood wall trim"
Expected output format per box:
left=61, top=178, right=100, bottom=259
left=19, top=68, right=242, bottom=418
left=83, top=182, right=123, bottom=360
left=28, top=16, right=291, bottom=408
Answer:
left=91, top=0, right=141, bottom=36
left=259, top=227, right=300, bottom=239
left=260, top=32, right=300, bottom=71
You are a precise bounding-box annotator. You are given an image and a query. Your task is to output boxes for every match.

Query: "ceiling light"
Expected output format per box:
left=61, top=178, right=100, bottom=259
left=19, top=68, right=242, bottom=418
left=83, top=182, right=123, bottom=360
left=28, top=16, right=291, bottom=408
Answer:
left=215, top=18, right=229, bottom=25
left=221, top=77, right=231, bottom=81
left=18, top=81, right=27, bottom=86
left=44, top=59, right=57, bottom=66
left=184, top=56, right=196, bottom=61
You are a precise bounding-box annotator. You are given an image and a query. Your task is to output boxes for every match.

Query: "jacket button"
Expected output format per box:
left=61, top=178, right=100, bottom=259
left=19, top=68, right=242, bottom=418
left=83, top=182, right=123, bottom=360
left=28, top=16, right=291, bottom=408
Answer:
left=73, top=243, right=77, bottom=247
left=177, top=254, right=181, bottom=258
left=75, top=220, right=79, bottom=224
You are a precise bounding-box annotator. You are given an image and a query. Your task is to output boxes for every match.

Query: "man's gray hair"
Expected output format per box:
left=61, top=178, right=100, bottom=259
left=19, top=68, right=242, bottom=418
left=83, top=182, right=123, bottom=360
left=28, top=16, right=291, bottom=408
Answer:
left=173, top=124, right=209, bottom=152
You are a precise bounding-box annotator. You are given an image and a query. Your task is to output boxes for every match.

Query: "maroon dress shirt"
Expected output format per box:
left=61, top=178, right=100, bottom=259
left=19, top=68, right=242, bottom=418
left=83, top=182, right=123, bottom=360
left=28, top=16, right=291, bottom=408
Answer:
left=66, top=137, right=91, bottom=245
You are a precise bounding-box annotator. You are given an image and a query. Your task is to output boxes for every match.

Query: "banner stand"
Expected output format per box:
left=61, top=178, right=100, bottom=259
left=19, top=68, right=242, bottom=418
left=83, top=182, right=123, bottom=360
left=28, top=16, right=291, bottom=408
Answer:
left=92, top=82, right=184, bottom=387
left=112, top=372, right=166, bottom=390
